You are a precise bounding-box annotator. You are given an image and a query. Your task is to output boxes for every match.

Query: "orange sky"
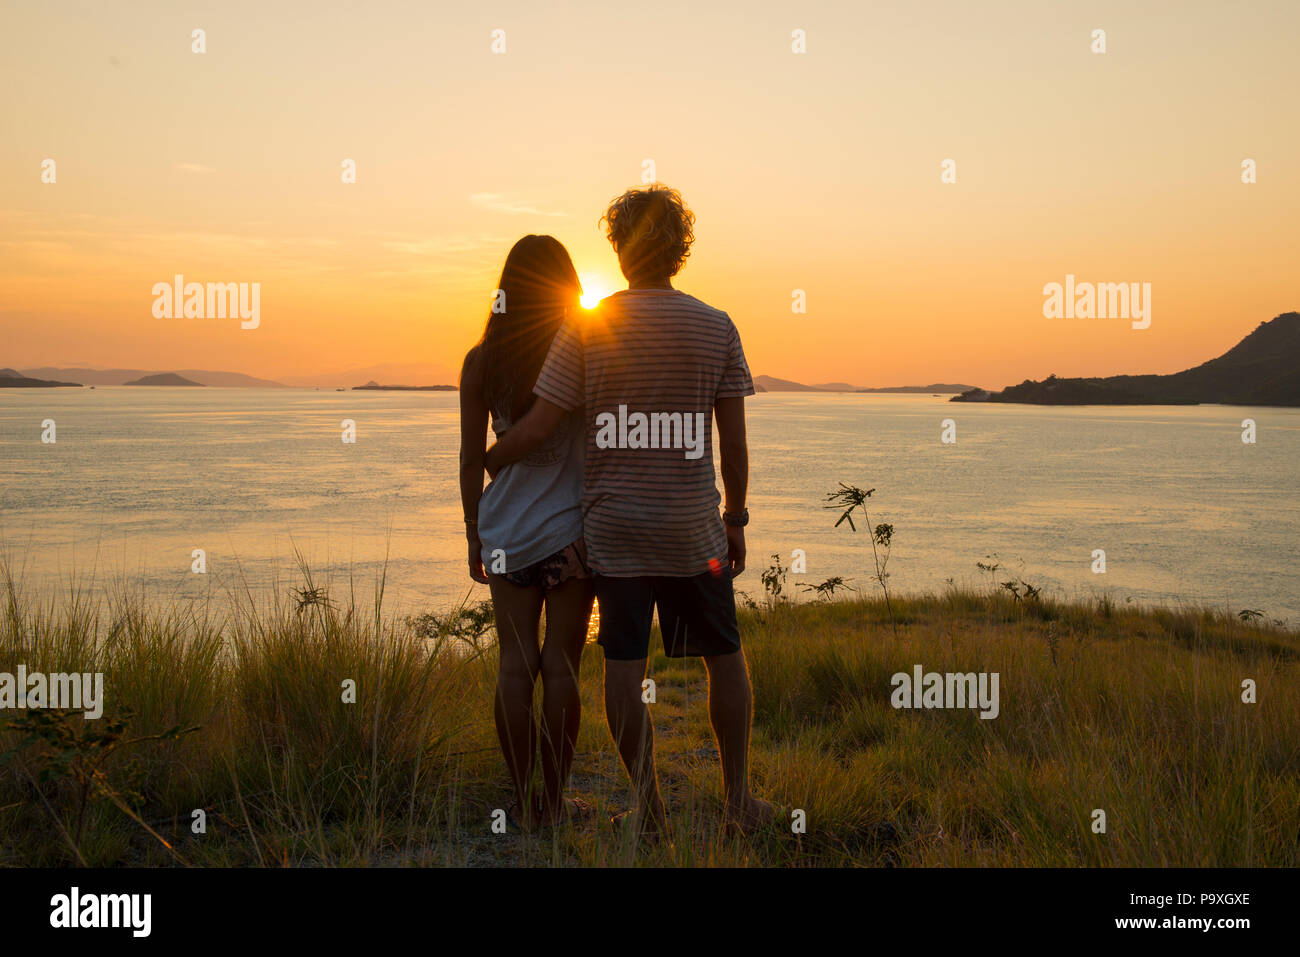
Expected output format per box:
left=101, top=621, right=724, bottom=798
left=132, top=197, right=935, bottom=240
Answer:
left=2, top=0, right=1297, bottom=388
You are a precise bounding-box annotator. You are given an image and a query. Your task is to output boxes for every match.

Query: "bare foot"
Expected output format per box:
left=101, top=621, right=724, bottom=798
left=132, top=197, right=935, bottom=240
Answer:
left=541, top=796, right=594, bottom=827
left=721, top=796, right=778, bottom=837
left=507, top=799, right=541, bottom=832
left=611, top=797, right=668, bottom=842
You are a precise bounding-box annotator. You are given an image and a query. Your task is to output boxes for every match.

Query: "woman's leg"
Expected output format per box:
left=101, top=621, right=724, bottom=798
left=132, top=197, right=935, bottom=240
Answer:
left=488, top=576, right=544, bottom=828
left=538, top=574, right=595, bottom=823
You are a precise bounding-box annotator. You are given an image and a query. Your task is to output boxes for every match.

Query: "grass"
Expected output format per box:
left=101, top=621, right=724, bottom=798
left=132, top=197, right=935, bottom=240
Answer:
left=1, top=564, right=1296, bottom=867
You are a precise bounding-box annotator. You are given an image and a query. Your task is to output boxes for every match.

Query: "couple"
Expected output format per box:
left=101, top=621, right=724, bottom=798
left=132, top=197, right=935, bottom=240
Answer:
left=458, top=184, right=774, bottom=838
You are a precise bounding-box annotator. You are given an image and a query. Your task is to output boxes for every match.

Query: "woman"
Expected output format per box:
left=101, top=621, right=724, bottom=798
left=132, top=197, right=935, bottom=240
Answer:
left=458, top=235, right=594, bottom=830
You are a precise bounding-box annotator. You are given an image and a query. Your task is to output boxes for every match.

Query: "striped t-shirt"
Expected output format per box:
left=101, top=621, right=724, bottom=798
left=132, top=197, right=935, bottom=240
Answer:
left=532, top=289, right=754, bottom=577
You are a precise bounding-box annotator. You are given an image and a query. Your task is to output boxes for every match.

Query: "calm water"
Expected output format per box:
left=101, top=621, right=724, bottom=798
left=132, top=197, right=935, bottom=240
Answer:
left=1, top=388, right=1296, bottom=623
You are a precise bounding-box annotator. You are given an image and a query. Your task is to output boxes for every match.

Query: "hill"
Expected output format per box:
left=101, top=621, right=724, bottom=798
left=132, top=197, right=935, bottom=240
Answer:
left=752, top=375, right=824, bottom=392
left=756, top=375, right=976, bottom=394
left=353, top=381, right=456, bottom=391
left=953, top=312, right=1300, bottom=406
left=21, top=367, right=286, bottom=387
left=855, top=383, right=976, bottom=394
left=124, top=373, right=204, bottom=387
left=0, top=368, right=81, bottom=388
left=280, top=362, right=457, bottom=390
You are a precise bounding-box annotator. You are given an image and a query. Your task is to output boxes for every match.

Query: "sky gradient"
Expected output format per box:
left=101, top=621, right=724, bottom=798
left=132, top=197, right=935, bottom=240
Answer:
left=2, top=0, right=1297, bottom=388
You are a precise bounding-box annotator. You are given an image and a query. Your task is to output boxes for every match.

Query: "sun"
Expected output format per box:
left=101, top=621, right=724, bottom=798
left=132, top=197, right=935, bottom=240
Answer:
left=579, top=273, right=616, bottom=309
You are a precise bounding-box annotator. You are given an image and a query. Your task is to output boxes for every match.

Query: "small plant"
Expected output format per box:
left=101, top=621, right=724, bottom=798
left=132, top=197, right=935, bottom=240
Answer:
left=941, top=576, right=959, bottom=613
left=976, top=555, right=1002, bottom=588
left=760, top=553, right=789, bottom=606
left=800, top=576, right=855, bottom=601
left=293, top=585, right=333, bottom=612
left=825, top=483, right=897, bottom=636
left=1001, top=579, right=1041, bottom=604
left=978, top=554, right=1042, bottom=612
left=407, top=599, right=496, bottom=653
left=1, top=708, right=198, bottom=866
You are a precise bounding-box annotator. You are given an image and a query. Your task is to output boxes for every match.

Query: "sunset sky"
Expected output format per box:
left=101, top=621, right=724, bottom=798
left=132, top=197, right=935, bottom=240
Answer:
left=2, top=0, right=1297, bottom=388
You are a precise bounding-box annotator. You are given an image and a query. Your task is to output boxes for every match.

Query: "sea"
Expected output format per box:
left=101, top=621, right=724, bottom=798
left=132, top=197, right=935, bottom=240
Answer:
left=1, top=388, right=1296, bottom=624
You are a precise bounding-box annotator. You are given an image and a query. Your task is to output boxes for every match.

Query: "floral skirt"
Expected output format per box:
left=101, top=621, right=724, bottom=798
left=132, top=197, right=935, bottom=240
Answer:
left=497, top=538, right=591, bottom=593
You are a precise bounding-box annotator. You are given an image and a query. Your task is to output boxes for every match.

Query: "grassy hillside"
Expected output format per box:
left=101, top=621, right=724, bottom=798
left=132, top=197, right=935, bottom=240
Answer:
left=954, top=311, right=1300, bottom=406
left=1, top=564, right=1294, bottom=868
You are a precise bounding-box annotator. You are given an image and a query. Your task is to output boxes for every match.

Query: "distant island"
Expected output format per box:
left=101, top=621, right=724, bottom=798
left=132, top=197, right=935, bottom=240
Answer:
left=0, top=368, right=81, bottom=388
left=29, top=309, right=1297, bottom=407
left=753, top=375, right=976, bottom=394
left=19, top=365, right=462, bottom=389
left=953, top=311, right=1300, bottom=406
left=21, top=367, right=285, bottom=387
left=125, top=373, right=204, bottom=387
left=854, top=383, right=976, bottom=394
left=352, top=380, right=456, bottom=391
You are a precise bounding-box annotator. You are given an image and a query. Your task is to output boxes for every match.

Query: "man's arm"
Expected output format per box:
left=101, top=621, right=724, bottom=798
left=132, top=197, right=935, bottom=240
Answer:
left=714, top=395, right=748, bottom=576
left=483, top=397, right=567, bottom=478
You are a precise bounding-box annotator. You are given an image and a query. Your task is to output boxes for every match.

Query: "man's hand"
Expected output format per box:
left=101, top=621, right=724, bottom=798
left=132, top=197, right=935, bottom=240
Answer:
left=485, top=398, right=566, bottom=479
left=715, top=397, right=748, bottom=579
left=726, top=524, right=746, bottom=577
left=467, top=531, right=489, bottom=583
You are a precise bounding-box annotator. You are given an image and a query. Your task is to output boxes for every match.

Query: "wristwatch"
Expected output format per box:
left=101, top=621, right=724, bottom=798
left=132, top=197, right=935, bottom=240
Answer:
left=722, top=508, right=749, bottom=527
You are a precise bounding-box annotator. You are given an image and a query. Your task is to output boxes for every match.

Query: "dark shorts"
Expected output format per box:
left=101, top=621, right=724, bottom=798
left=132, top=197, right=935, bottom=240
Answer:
left=595, top=568, right=742, bottom=661
left=496, top=539, right=591, bottom=593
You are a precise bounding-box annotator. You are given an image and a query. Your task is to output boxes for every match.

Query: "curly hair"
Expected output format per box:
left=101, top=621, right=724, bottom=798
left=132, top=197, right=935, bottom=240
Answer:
left=600, top=184, right=696, bottom=283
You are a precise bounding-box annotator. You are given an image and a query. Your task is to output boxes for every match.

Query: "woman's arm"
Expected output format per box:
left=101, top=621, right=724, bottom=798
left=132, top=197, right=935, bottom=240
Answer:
left=458, top=347, right=490, bottom=583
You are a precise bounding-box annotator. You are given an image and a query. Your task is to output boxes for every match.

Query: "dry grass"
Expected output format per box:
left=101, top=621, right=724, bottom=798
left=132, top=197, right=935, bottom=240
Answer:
left=1, top=564, right=1296, bottom=867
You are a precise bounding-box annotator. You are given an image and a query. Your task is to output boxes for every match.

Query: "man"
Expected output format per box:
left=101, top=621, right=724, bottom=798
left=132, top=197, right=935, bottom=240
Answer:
left=484, top=184, right=775, bottom=837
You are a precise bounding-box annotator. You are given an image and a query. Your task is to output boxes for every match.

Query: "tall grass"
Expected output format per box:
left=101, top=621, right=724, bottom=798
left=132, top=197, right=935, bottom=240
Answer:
left=1, top=560, right=1296, bottom=867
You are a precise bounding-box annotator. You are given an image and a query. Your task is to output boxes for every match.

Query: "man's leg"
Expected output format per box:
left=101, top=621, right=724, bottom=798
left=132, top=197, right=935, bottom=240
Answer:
left=603, top=658, right=666, bottom=831
left=594, top=574, right=666, bottom=832
left=703, top=649, right=774, bottom=832
left=660, top=569, right=775, bottom=835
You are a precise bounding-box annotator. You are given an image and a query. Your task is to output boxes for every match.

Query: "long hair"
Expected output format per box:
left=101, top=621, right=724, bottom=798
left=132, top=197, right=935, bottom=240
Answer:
left=477, top=235, right=581, bottom=423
